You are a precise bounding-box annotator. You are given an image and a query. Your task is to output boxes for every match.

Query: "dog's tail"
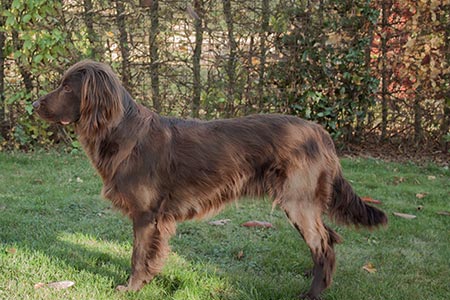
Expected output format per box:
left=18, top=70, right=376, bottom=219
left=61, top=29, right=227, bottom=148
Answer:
left=328, top=171, right=387, bottom=228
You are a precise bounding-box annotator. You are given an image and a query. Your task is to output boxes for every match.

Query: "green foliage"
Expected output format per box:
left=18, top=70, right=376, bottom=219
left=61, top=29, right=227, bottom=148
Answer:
left=0, top=0, right=447, bottom=152
left=1, top=0, right=78, bottom=149
left=3, top=0, right=70, bottom=69
left=267, top=0, right=379, bottom=141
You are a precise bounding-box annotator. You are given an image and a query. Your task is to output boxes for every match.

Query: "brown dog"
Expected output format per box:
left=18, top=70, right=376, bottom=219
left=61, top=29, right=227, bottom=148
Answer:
left=33, top=60, right=387, bottom=299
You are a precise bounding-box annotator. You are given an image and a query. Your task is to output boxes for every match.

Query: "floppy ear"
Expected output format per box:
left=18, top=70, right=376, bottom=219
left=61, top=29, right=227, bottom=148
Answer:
left=78, top=62, right=124, bottom=137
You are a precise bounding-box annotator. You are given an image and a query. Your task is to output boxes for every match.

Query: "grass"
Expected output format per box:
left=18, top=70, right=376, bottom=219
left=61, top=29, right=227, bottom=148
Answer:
left=0, top=151, right=449, bottom=300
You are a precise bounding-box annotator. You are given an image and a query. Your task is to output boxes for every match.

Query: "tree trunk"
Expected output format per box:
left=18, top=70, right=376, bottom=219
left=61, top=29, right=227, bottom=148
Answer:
left=83, top=0, right=102, bottom=59
left=192, top=0, right=204, bottom=118
left=413, top=90, right=423, bottom=144
left=0, top=5, right=5, bottom=124
left=441, top=5, right=450, bottom=152
left=222, top=0, right=237, bottom=117
left=0, top=0, right=12, bottom=140
left=245, top=35, right=255, bottom=114
left=149, top=0, right=160, bottom=112
left=258, top=0, right=269, bottom=111
left=380, top=0, right=390, bottom=141
left=115, top=0, right=131, bottom=93
left=441, top=102, right=450, bottom=152
left=356, top=3, right=376, bottom=142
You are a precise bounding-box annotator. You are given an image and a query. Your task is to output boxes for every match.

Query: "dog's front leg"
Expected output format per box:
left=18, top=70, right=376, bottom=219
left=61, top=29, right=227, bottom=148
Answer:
left=117, top=212, right=175, bottom=292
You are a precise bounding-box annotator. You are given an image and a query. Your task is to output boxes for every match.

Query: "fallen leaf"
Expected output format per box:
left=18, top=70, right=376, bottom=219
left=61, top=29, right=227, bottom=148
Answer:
left=6, top=248, right=17, bottom=255
left=427, top=175, right=436, bottom=180
left=34, top=283, right=46, bottom=289
left=362, top=262, right=377, bottom=273
left=208, top=219, right=231, bottom=226
left=437, top=211, right=450, bottom=216
left=236, top=250, right=245, bottom=260
left=35, top=280, right=75, bottom=290
left=393, top=176, right=405, bottom=185
left=415, top=193, right=427, bottom=199
left=50, top=281, right=75, bottom=289
left=393, top=212, right=417, bottom=219
left=361, top=197, right=382, bottom=205
left=241, top=221, right=273, bottom=228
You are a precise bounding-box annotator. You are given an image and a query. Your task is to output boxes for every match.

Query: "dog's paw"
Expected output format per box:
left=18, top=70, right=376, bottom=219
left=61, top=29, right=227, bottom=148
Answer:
left=116, top=283, right=141, bottom=292
left=116, top=285, right=128, bottom=292
left=116, top=278, right=146, bottom=292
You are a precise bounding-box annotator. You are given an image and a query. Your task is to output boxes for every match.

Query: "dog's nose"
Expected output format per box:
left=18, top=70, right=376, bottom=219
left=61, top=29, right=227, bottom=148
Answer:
left=32, top=101, right=40, bottom=109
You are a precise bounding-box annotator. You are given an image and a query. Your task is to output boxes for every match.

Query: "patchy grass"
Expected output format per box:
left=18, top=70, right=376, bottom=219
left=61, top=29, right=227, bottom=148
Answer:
left=0, top=151, right=449, bottom=300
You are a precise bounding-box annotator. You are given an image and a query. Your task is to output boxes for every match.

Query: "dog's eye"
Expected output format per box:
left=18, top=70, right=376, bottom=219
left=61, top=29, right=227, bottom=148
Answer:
left=63, top=85, right=72, bottom=92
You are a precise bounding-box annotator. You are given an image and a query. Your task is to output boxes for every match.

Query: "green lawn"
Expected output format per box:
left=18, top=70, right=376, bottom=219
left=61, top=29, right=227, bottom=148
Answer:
left=0, top=151, right=449, bottom=300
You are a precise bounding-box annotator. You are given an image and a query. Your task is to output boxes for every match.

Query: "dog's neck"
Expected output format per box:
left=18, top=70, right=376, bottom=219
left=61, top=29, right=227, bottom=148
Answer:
left=77, top=92, right=163, bottom=183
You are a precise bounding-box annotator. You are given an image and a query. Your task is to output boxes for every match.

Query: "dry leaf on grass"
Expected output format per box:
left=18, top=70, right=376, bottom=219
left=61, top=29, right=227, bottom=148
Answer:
left=208, top=219, right=231, bottom=226
left=35, top=281, right=75, bottom=290
left=362, top=262, right=377, bottom=273
left=427, top=175, right=436, bottom=180
left=437, top=211, right=450, bottom=216
left=415, top=193, right=427, bottom=199
left=393, top=212, right=417, bottom=219
left=34, top=283, right=46, bottom=289
left=393, top=176, right=406, bottom=185
left=361, top=197, right=382, bottom=205
left=6, top=248, right=17, bottom=255
left=241, top=221, right=273, bottom=228
left=236, top=250, right=245, bottom=260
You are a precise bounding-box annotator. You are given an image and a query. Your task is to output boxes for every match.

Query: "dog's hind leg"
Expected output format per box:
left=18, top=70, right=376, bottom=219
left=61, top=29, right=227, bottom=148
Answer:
left=117, top=212, right=176, bottom=291
left=283, top=202, right=338, bottom=300
left=280, top=172, right=341, bottom=299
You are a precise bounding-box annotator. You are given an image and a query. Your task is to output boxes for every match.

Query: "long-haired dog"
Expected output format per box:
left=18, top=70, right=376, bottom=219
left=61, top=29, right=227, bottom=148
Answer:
left=33, top=60, right=387, bottom=299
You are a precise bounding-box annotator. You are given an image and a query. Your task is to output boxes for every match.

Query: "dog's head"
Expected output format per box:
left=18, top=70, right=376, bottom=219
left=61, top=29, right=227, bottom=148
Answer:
left=33, top=60, right=124, bottom=135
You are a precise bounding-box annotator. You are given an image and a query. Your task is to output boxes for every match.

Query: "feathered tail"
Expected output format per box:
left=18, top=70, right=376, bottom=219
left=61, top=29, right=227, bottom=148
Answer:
left=328, top=172, right=388, bottom=228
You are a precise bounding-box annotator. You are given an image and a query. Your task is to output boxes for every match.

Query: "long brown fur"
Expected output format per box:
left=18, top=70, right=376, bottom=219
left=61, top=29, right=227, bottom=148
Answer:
left=33, top=60, right=387, bottom=300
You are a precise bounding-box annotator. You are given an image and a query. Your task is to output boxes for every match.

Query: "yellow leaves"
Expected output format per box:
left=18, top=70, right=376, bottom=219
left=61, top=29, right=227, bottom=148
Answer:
left=251, top=57, right=260, bottom=66
left=362, top=262, right=377, bottom=273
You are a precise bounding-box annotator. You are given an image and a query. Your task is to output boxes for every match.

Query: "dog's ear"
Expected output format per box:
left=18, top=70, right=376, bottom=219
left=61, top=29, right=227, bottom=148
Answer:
left=78, top=62, right=124, bottom=136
